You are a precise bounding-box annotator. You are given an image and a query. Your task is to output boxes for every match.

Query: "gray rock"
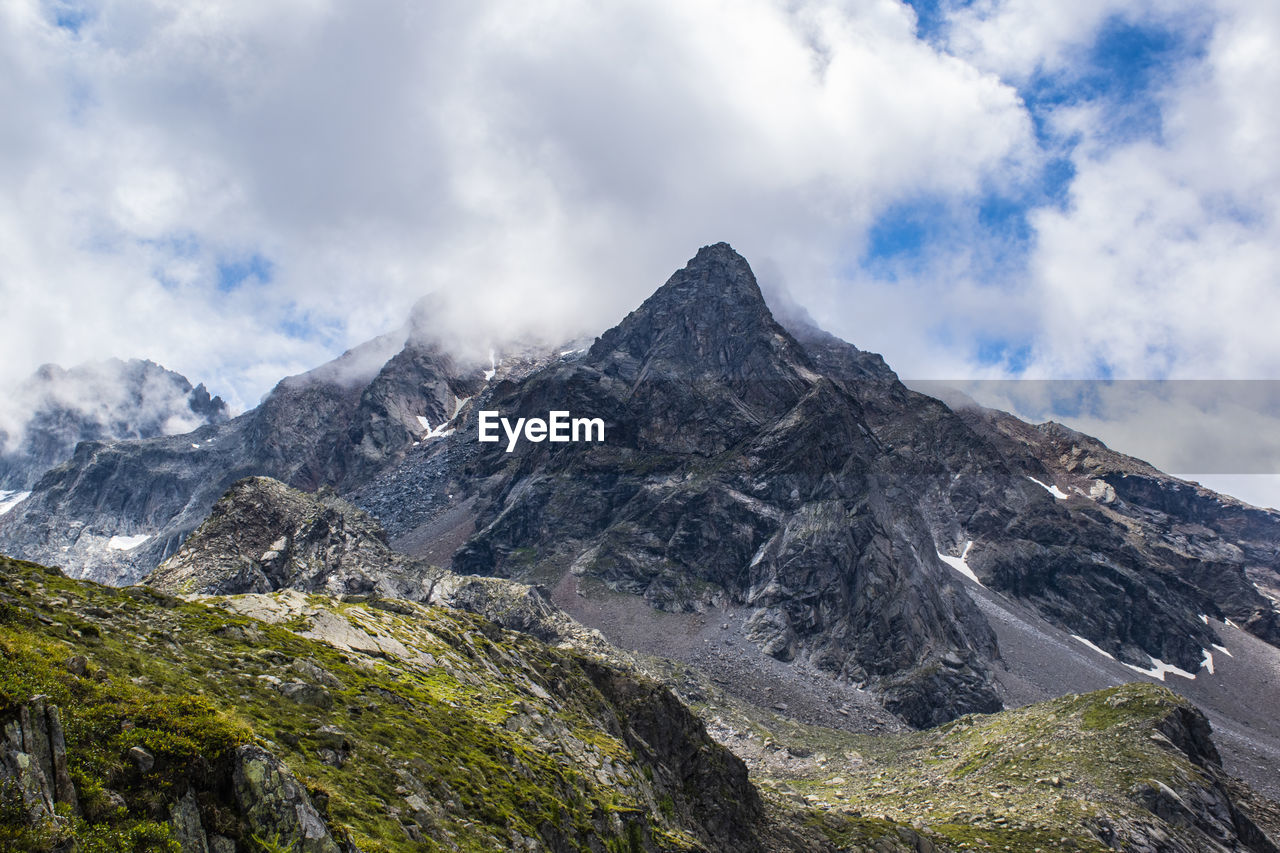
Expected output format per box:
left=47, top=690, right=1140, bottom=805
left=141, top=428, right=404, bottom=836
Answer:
left=0, top=698, right=80, bottom=824
left=170, top=788, right=210, bottom=853
left=208, top=837, right=236, bottom=853
left=45, top=704, right=78, bottom=815
left=233, top=744, right=341, bottom=853
left=278, top=682, right=333, bottom=709
left=129, top=745, right=155, bottom=773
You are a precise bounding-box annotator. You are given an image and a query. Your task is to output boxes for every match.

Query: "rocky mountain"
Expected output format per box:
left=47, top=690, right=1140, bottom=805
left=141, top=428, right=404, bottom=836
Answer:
left=0, top=358, right=228, bottom=493
left=410, top=243, right=1004, bottom=727
left=3, top=242, right=1280, bottom=743
left=0, top=305, right=487, bottom=585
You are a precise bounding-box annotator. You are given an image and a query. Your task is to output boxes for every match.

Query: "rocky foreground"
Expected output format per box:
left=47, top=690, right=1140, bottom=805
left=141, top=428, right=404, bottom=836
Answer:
left=3, top=553, right=1276, bottom=852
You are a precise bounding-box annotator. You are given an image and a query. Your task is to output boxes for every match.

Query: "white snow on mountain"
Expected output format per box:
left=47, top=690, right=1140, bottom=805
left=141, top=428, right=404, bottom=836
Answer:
left=0, top=490, right=31, bottom=516
left=1070, top=634, right=1115, bottom=660
left=937, top=540, right=983, bottom=586
left=1123, top=656, right=1197, bottom=681
left=1027, top=476, right=1069, bottom=500
left=107, top=533, right=150, bottom=551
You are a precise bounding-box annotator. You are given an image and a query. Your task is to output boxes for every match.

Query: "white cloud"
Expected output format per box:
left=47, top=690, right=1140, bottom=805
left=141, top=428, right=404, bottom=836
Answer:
left=945, top=0, right=1199, bottom=80
left=0, top=0, right=1032, bottom=415
left=3, top=0, right=1276, bottom=454
left=941, top=0, right=1280, bottom=381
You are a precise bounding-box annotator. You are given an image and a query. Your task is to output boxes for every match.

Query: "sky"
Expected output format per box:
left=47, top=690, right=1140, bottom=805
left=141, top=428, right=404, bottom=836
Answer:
left=2, top=0, right=1279, bottom=500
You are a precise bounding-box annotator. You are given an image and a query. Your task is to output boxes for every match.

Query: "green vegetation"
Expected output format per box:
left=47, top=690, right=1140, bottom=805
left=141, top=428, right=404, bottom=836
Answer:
left=1, top=554, right=1269, bottom=853
left=658, top=655, right=1241, bottom=853
left=0, top=556, right=702, bottom=852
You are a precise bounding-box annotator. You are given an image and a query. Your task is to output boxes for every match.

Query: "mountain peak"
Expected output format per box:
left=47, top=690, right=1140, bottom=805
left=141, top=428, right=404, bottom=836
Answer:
left=664, top=241, right=765, bottom=304
left=588, top=243, right=803, bottom=379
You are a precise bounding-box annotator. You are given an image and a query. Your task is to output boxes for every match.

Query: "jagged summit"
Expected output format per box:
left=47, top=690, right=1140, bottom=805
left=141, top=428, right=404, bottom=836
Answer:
left=590, top=242, right=808, bottom=380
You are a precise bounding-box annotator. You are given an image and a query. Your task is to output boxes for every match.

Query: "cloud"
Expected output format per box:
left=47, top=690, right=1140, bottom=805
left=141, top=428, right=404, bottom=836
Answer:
left=3, top=0, right=1278, bottom=494
left=935, top=0, right=1280, bottom=379
left=0, top=0, right=1032, bottom=414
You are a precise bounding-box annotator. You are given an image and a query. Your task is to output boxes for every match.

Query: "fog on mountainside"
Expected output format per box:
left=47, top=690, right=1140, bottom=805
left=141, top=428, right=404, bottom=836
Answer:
left=0, top=358, right=229, bottom=492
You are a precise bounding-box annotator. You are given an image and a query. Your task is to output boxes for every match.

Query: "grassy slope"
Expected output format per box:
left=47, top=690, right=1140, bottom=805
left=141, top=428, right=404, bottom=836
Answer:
left=0, top=556, right=709, bottom=852
left=655, top=656, right=1274, bottom=853
left=2, top=555, right=1274, bottom=853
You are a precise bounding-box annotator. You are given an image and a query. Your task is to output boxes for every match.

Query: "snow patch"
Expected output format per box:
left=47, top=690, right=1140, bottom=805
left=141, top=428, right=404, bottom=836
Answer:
left=1070, top=635, right=1115, bottom=660
left=1027, top=476, right=1069, bottom=500
left=1212, top=643, right=1233, bottom=657
left=937, top=540, right=983, bottom=587
left=1225, top=618, right=1240, bottom=629
left=1201, top=649, right=1215, bottom=675
left=1199, top=614, right=1209, bottom=625
left=107, top=534, right=150, bottom=551
left=1123, top=656, right=1196, bottom=681
left=416, top=415, right=431, bottom=431
left=191, top=443, right=200, bottom=449
left=452, top=396, right=472, bottom=418
left=0, top=490, right=31, bottom=516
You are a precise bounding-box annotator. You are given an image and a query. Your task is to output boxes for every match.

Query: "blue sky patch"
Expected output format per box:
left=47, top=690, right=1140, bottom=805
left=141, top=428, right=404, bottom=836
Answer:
left=974, top=336, right=1032, bottom=374
left=49, top=1, right=91, bottom=33
left=1021, top=14, right=1209, bottom=146
left=217, top=253, right=274, bottom=293
left=901, top=0, right=950, bottom=43
left=859, top=181, right=1040, bottom=283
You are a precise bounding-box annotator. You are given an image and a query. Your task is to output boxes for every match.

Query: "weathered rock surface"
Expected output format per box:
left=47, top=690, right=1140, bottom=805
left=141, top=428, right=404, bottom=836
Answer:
left=233, top=744, right=341, bottom=853
left=148, top=475, right=619, bottom=657
left=0, top=697, right=80, bottom=826
left=955, top=408, right=1280, bottom=655
left=431, top=243, right=1002, bottom=725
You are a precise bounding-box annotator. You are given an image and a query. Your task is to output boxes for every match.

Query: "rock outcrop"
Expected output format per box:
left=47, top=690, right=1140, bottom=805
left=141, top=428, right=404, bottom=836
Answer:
left=147, top=476, right=616, bottom=657
left=233, top=745, right=341, bottom=853
left=1, top=697, right=79, bottom=826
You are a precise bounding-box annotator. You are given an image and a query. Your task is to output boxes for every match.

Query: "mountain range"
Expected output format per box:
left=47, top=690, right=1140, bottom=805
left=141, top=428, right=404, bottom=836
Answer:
left=3, top=243, right=1279, bottom=851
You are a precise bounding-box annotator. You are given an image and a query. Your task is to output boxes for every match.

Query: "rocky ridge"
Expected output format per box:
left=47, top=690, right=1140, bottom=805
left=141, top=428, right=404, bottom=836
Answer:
left=0, top=358, right=228, bottom=494
left=0, top=308, right=486, bottom=585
